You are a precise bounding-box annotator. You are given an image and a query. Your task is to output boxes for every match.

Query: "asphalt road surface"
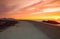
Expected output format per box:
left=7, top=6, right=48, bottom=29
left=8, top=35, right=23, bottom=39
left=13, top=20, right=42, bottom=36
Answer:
left=0, top=21, right=60, bottom=39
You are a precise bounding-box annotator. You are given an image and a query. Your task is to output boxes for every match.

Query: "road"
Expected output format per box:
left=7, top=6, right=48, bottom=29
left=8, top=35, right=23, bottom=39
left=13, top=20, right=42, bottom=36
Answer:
left=0, top=21, right=60, bottom=39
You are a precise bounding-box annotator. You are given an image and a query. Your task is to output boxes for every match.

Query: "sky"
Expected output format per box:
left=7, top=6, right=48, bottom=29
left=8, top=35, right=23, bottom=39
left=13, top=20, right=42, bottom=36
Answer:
left=0, top=0, right=60, bottom=20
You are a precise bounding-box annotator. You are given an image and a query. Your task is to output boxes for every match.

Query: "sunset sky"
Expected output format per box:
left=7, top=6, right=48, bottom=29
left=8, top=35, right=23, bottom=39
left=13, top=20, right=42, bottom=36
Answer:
left=0, top=0, right=60, bottom=20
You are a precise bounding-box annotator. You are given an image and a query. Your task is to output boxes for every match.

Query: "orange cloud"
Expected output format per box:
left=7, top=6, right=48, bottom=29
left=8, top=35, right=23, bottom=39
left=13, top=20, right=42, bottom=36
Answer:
left=0, top=0, right=60, bottom=20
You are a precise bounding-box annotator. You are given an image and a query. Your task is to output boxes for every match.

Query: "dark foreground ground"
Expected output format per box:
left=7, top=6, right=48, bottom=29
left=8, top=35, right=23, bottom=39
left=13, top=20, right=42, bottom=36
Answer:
left=0, top=20, right=60, bottom=39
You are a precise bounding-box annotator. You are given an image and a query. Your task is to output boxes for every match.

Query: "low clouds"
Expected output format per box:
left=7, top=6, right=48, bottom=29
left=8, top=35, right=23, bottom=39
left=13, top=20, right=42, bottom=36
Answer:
left=0, top=0, right=60, bottom=19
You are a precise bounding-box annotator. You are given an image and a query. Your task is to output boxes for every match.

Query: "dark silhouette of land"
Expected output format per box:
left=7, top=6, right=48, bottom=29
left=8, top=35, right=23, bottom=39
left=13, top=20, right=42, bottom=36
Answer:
left=0, top=18, right=18, bottom=31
